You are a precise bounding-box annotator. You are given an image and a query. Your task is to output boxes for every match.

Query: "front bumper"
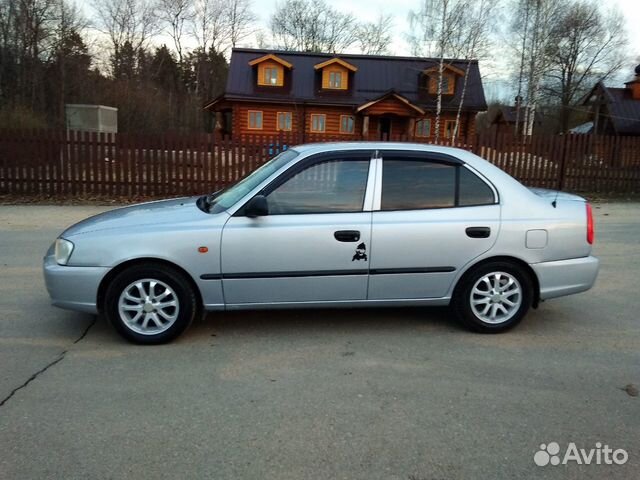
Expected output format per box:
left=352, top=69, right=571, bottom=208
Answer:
left=43, top=253, right=110, bottom=314
left=531, top=256, right=599, bottom=301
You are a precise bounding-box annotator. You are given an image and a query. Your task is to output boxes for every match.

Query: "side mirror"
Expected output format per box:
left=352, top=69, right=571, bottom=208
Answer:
left=245, top=195, right=268, bottom=217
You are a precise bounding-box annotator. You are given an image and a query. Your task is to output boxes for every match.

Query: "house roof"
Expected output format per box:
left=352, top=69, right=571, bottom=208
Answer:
left=218, top=48, right=487, bottom=112
left=583, top=81, right=640, bottom=135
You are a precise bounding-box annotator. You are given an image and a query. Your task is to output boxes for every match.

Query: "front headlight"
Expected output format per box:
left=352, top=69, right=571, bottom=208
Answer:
left=54, top=238, right=75, bottom=265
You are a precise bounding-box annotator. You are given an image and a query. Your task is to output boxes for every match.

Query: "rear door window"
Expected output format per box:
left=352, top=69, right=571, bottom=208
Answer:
left=380, top=156, right=495, bottom=210
left=381, top=160, right=456, bottom=210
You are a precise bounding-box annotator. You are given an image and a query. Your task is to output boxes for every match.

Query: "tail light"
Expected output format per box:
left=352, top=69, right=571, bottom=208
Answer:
left=586, top=203, right=594, bottom=245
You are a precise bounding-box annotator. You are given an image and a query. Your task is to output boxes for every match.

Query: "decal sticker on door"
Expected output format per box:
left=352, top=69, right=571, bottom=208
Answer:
left=352, top=243, right=367, bottom=261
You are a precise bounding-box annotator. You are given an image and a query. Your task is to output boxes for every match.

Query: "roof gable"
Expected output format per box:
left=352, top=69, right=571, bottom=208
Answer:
left=423, top=64, right=466, bottom=77
left=248, top=53, right=293, bottom=69
left=314, top=58, right=358, bottom=72
left=357, top=91, right=425, bottom=115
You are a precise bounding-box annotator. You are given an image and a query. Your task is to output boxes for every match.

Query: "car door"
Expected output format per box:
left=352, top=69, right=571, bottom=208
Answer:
left=368, top=151, right=500, bottom=300
left=221, top=151, right=375, bottom=305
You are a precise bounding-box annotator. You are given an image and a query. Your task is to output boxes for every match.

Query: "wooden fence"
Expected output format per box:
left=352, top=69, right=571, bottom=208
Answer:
left=0, top=129, right=639, bottom=197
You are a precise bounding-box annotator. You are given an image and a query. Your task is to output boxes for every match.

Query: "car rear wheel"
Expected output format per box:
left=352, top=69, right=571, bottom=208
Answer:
left=104, top=263, right=198, bottom=344
left=453, top=261, right=533, bottom=333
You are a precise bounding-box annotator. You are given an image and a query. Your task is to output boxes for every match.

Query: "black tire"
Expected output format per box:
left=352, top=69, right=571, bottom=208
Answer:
left=452, top=261, right=533, bottom=333
left=104, top=263, right=198, bottom=344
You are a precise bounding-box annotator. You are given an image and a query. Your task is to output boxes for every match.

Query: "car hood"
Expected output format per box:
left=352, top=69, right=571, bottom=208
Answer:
left=61, top=196, right=208, bottom=237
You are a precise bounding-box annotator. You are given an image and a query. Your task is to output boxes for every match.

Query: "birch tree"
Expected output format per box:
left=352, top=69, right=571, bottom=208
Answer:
left=510, top=0, right=562, bottom=136
left=448, top=0, right=497, bottom=140
left=408, top=0, right=467, bottom=141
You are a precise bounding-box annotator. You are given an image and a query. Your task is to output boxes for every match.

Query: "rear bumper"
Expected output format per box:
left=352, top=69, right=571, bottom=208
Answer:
left=43, top=254, right=110, bottom=314
left=531, top=256, right=599, bottom=300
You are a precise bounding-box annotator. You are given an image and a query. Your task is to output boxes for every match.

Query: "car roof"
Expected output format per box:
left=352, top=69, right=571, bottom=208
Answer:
left=291, top=142, right=476, bottom=164
left=292, top=141, right=466, bottom=154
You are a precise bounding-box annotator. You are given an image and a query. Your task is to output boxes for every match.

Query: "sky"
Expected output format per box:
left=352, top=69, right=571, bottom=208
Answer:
left=243, top=0, right=640, bottom=101
left=82, top=0, right=640, bottom=101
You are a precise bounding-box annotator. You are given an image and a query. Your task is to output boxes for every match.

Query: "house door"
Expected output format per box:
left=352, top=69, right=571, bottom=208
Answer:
left=379, top=116, right=392, bottom=140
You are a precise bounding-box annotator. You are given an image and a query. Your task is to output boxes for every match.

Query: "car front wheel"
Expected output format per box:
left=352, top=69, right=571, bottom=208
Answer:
left=453, top=261, right=533, bottom=333
left=104, top=263, right=198, bottom=344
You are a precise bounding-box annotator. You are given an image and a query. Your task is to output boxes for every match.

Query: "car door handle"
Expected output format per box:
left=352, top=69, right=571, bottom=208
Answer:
left=466, top=226, right=491, bottom=238
left=334, top=230, right=360, bottom=242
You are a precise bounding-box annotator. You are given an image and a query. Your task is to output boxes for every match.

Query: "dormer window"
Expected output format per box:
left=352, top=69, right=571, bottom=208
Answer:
left=248, top=53, right=293, bottom=88
left=314, top=57, right=357, bottom=91
left=421, top=64, right=465, bottom=95
left=264, top=66, right=280, bottom=85
left=329, top=71, right=343, bottom=89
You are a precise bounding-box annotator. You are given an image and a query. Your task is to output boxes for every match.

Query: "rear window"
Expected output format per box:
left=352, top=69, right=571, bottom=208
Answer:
left=381, top=158, right=495, bottom=210
left=382, top=160, right=456, bottom=210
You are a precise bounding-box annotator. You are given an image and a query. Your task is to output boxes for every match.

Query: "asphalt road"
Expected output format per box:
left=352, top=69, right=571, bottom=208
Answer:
left=0, top=202, right=638, bottom=480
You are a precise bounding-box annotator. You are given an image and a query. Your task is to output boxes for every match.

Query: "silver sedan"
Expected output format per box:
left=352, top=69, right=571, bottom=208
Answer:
left=43, top=143, right=599, bottom=343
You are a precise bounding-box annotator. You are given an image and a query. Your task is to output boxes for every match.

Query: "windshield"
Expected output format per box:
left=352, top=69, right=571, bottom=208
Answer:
left=209, top=148, right=299, bottom=214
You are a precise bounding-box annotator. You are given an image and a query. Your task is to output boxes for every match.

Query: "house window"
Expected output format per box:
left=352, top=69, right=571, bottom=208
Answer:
left=340, top=115, right=354, bottom=134
left=277, top=112, right=292, bottom=131
left=445, top=120, right=456, bottom=138
left=310, top=114, right=326, bottom=133
left=264, top=67, right=279, bottom=85
left=415, top=119, right=431, bottom=137
left=427, top=73, right=455, bottom=95
left=329, top=71, right=342, bottom=88
left=248, top=110, right=263, bottom=130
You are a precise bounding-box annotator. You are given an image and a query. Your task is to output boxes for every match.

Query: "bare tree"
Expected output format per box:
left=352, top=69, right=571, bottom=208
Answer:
left=93, top=0, right=158, bottom=58
left=356, top=13, right=393, bottom=55
left=226, top=0, right=256, bottom=48
left=449, top=0, right=497, bottom=140
left=543, top=1, right=627, bottom=132
left=409, top=0, right=467, bottom=141
left=270, top=0, right=357, bottom=53
left=190, top=0, right=228, bottom=54
left=156, top=0, right=193, bottom=63
left=510, top=0, right=562, bottom=136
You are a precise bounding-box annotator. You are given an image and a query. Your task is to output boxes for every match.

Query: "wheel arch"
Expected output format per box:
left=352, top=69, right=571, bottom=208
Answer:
left=454, top=255, right=541, bottom=308
left=97, top=258, right=204, bottom=313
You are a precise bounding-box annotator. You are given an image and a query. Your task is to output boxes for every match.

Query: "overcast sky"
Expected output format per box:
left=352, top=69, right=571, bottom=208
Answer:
left=243, top=0, right=640, bottom=100
left=82, top=0, right=640, bottom=101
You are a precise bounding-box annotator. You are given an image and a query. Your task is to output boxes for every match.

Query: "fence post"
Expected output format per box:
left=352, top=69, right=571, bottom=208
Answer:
left=557, top=134, right=569, bottom=191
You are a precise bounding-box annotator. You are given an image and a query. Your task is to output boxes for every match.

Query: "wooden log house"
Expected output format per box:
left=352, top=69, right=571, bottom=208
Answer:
left=205, top=49, right=488, bottom=141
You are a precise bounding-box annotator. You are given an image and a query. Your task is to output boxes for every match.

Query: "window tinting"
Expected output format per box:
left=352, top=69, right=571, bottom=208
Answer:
left=381, top=160, right=456, bottom=210
left=267, top=159, right=370, bottom=214
left=459, top=167, right=495, bottom=206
